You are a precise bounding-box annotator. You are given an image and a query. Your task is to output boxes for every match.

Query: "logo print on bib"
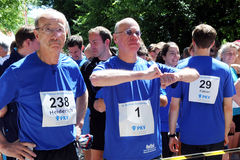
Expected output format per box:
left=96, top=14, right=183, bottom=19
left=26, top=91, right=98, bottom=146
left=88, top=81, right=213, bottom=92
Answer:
left=132, top=126, right=136, bottom=131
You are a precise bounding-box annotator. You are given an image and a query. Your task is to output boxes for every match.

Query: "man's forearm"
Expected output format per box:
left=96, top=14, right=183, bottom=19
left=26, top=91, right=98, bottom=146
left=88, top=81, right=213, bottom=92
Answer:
left=90, top=69, right=144, bottom=87
left=224, top=97, right=233, bottom=136
left=175, top=67, right=199, bottom=83
left=76, top=90, right=88, bottom=129
left=90, top=64, right=163, bottom=87
left=169, top=97, right=180, bottom=134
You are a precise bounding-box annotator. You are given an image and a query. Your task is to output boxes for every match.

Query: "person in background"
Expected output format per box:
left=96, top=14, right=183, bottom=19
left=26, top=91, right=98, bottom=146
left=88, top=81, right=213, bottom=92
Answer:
left=210, top=40, right=220, bottom=59
left=219, top=42, right=240, bottom=160
left=148, top=42, right=165, bottom=61
left=81, top=26, right=114, bottom=160
left=66, top=35, right=87, bottom=68
left=137, top=38, right=151, bottom=61
left=84, top=43, right=93, bottom=60
left=0, top=41, right=10, bottom=65
left=156, top=42, right=181, bottom=158
left=0, top=26, right=39, bottom=160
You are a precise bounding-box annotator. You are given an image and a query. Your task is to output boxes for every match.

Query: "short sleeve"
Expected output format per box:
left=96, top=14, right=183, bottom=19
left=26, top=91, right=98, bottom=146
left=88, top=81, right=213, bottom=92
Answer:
left=76, top=68, right=87, bottom=97
left=0, top=67, right=18, bottom=109
left=171, top=81, right=182, bottom=98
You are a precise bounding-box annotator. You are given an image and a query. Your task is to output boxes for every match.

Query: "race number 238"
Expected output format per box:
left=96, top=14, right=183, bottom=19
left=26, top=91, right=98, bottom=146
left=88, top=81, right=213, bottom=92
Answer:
left=50, top=97, right=69, bottom=108
left=40, top=91, right=75, bottom=109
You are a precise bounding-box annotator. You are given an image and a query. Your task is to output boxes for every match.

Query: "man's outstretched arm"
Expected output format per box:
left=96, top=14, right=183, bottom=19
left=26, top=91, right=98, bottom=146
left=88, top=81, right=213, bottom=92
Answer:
left=90, top=64, right=162, bottom=87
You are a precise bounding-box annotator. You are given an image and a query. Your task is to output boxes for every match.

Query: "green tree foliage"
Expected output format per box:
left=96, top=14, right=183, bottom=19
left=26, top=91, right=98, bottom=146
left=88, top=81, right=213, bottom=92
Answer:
left=0, top=0, right=36, bottom=33
left=37, top=0, right=240, bottom=52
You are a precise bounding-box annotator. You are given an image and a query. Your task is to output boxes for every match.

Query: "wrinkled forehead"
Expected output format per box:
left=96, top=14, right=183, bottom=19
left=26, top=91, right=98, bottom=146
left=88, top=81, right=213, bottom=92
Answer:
left=36, top=12, right=67, bottom=28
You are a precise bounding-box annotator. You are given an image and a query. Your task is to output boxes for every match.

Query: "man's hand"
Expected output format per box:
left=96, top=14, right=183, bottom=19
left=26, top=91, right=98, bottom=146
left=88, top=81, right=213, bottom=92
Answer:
left=142, top=64, right=163, bottom=80
left=75, top=124, right=83, bottom=140
left=94, top=99, right=106, bottom=112
left=160, top=72, right=179, bottom=89
left=224, top=134, right=229, bottom=146
left=1, top=141, right=36, bottom=160
left=169, top=136, right=180, bottom=153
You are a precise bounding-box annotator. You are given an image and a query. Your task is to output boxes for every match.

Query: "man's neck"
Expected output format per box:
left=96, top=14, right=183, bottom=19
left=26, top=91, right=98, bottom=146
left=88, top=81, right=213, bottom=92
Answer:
left=98, top=49, right=112, bottom=61
left=118, top=50, right=137, bottom=63
left=193, top=48, right=210, bottom=56
left=17, top=48, right=33, bottom=57
left=37, top=50, right=59, bottom=65
left=78, top=52, right=84, bottom=60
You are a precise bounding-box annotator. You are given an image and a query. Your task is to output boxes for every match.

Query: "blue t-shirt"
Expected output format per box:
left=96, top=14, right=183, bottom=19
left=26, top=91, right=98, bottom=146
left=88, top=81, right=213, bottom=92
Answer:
left=173, top=56, right=235, bottom=145
left=160, top=86, right=179, bottom=132
left=74, top=56, right=88, bottom=69
left=93, top=56, right=176, bottom=160
left=0, top=52, right=86, bottom=150
left=230, top=67, right=238, bottom=83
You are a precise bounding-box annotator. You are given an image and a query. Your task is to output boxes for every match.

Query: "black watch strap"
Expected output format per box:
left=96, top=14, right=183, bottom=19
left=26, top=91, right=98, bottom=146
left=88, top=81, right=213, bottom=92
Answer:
left=168, top=132, right=176, bottom=138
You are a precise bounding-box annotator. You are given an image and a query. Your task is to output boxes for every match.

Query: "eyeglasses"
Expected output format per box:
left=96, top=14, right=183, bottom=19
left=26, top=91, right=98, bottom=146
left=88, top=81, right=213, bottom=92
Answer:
left=116, top=29, right=141, bottom=37
left=36, top=26, right=65, bottom=35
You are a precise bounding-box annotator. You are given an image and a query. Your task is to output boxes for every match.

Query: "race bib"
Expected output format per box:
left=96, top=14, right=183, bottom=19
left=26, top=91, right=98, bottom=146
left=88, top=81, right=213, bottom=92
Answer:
left=40, top=91, right=76, bottom=127
left=189, top=75, right=220, bottom=104
left=118, top=100, right=154, bottom=137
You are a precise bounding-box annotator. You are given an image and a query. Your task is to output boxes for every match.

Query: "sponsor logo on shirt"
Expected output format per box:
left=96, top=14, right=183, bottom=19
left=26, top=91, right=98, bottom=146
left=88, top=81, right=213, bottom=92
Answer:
left=198, top=94, right=210, bottom=100
left=143, top=143, right=156, bottom=154
left=132, top=125, right=146, bottom=131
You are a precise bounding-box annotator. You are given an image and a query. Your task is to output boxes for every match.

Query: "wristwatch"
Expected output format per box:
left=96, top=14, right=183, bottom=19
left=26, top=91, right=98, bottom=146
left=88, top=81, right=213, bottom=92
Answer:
left=168, top=132, right=177, bottom=138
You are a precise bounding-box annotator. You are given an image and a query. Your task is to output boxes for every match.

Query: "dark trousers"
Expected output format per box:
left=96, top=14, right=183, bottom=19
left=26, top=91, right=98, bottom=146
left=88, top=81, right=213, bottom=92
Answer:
left=181, top=141, right=224, bottom=160
left=34, top=141, right=78, bottom=160
left=161, top=132, right=175, bottom=158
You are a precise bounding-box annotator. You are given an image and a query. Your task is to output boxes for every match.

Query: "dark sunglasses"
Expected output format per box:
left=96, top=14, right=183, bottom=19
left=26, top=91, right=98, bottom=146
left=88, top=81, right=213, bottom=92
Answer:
left=116, top=29, right=141, bottom=37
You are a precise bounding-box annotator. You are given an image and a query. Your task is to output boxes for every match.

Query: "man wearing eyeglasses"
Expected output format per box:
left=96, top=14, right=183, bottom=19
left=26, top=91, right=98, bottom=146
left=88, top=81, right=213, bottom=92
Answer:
left=90, top=17, right=199, bottom=159
left=0, top=9, right=88, bottom=160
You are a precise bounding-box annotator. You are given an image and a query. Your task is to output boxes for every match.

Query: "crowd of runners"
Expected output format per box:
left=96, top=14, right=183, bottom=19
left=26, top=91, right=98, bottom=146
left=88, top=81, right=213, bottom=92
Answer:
left=0, top=8, right=239, bottom=160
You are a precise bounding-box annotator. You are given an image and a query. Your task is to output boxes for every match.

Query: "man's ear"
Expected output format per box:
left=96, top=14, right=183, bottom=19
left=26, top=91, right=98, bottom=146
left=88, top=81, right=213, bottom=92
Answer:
left=192, top=39, right=196, bottom=47
left=34, top=29, right=39, bottom=40
left=210, top=41, right=215, bottom=48
left=22, top=39, right=31, bottom=48
left=105, top=39, right=110, bottom=48
left=113, top=33, right=118, bottom=44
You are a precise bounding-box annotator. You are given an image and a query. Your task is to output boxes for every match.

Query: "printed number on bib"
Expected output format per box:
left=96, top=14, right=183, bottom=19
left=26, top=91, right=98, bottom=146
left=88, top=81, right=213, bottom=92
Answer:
left=189, top=75, right=220, bottom=104
left=40, top=91, right=76, bottom=127
left=118, top=100, right=154, bottom=137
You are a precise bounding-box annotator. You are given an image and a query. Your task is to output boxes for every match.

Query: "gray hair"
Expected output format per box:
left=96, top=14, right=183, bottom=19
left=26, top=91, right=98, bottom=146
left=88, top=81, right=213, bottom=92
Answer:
left=218, top=42, right=239, bottom=60
left=34, top=8, right=70, bottom=34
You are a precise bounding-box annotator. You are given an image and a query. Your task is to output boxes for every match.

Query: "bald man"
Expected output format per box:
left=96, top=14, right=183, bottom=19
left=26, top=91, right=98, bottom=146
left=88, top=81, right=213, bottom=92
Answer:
left=90, top=18, right=199, bottom=159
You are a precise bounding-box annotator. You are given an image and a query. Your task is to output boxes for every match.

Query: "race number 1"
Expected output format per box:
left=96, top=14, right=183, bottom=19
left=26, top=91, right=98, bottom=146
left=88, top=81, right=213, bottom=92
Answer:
left=118, top=100, right=154, bottom=137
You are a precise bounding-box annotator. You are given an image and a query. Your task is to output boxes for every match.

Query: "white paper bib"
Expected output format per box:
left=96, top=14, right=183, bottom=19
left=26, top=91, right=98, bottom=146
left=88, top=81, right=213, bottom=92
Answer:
left=118, top=100, right=154, bottom=137
left=40, top=91, right=76, bottom=127
left=189, top=75, right=220, bottom=104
